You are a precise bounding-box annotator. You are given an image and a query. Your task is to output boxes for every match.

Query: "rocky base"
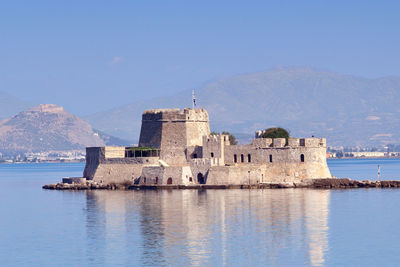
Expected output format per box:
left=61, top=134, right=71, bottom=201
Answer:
left=42, top=178, right=400, bottom=190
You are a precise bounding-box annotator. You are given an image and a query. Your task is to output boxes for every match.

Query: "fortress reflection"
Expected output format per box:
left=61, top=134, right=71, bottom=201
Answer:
left=84, top=189, right=330, bottom=266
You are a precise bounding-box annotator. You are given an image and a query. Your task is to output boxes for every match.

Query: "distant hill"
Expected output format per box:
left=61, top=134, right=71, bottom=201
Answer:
left=85, top=67, right=400, bottom=147
left=0, top=104, right=131, bottom=155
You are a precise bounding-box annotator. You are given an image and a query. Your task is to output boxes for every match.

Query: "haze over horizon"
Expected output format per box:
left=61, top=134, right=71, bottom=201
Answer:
left=1, top=1, right=400, bottom=115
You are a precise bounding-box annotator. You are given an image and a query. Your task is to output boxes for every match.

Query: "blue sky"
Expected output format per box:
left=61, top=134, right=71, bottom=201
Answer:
left=1, top=0, right=399, bottom=115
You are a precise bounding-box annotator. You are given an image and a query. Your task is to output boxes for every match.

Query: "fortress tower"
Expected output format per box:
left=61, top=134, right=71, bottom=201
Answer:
left=138, top=108, right=210, bottom=165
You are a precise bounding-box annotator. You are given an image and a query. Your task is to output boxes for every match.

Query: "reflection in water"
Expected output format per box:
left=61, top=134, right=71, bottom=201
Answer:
left=305, top=190, right=329, bottom=266
left=84, top=189, right=330, bottom=266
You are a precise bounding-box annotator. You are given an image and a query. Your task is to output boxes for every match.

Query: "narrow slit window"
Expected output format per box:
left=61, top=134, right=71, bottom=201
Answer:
left=241, top=154, right=244, bottom=163
left=234, top=154, right=237, bottom=163
left=248, top=154, right=251, bottom=163
left=301, top=154, right=305, bottom=162
left=211, top=152, right=214, bottom=158
left=269, top=155, right=273, bottom=163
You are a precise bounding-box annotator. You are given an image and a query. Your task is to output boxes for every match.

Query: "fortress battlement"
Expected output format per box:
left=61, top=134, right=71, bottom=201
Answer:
left=142, top=108, right=209, bottom=122
left=251, top=137, right=326, bottom=148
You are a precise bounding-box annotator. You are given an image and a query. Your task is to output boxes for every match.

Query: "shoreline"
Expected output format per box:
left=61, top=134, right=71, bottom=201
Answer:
left=42, top=178, right=400, bottom=190
left=2, top=157, right=400, bottom=164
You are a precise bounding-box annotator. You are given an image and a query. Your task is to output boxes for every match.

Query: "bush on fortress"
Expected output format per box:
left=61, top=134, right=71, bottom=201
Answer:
left=260, top=127, right=290, bottom=143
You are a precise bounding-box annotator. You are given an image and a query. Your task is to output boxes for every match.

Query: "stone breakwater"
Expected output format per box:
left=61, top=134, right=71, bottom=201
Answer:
left=42, top=178, right=400, bottom=190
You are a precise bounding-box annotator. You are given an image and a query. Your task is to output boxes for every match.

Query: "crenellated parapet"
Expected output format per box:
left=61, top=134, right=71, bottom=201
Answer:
left=141, top=108, right=209, bottom=122
left=251, top=137, right=326, bottom=148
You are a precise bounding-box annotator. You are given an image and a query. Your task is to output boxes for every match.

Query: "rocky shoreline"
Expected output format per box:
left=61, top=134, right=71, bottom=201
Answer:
left=42, top=178, right=400, bottom=190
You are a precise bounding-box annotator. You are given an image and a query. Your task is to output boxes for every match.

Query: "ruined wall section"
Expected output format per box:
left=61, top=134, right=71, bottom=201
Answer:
left=202, top=134, right=229, bottom=165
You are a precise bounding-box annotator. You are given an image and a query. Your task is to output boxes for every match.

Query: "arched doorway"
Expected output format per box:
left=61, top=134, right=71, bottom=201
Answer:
left=197, top=173, right=205, bottom=184
left=167, top=177, right=173, bottom=184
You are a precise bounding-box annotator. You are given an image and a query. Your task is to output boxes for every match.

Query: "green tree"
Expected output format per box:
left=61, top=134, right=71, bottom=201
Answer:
left=260, top=127, right=290, bottom=144
left=221, top=131, right=238, bottom=145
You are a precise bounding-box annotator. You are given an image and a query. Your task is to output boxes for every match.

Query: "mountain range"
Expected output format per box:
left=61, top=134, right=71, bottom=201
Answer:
left=85, top=67, right=400, bottom=147
left=1, top=67, right=399, bottom=153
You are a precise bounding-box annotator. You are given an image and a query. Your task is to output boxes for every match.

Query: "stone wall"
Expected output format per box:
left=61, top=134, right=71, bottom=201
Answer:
left=104, top=146, right=125, bottom=158
left=90, top=163, right=144, bottom=184
left=83, top=147, right=102, bottom=180
left=202, top=135, right=227, bottom=165
left=139, top=166, right=193, bottom=185
left=185, top=109, right=210, bottom=147
left=83, top=146, right=160, bottom=182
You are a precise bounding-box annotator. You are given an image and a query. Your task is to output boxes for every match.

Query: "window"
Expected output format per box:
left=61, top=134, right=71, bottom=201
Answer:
left=211, top=152, right=214, bottom=158
left=193, top=153, right=197, bottom=158
left=155, top=177, right=158, bottom=184
left=143, top=177, right=146, bottom=184
left=241, top=154, right=244, bottom=163
left=301, top=154, right=305, bottom=162
left=167, top=177, right=173, bottom=184
left=269, top=155, right=273, bottom=163
left=234, top=154, right=237, bottom=163
left=248, top=154, right=251, bottom=163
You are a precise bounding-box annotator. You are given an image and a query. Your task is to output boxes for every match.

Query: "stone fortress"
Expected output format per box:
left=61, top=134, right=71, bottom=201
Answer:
left=81, top=108, right=332, bottom=186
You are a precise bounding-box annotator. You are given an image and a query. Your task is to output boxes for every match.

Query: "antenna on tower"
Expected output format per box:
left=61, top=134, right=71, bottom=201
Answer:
left=192, top=90, right=196, bottom=109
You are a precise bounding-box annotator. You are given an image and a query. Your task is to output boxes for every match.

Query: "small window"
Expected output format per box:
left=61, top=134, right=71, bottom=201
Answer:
left=241, top=154, right=244, bottom=163
left=248, top=154, right=251, bottom=163
left=211, top=152, right=214, bottom=158
left=167, top=177, right=173, bottom=184
left=193, top=153, right=197, bottom=159
left=189, top=177, right=193, bottom=182
left=301, top=154, right=305, bottom=162
left=269, top=155, right=273, bottom=163
left=234, top=154, right=237, bottom=163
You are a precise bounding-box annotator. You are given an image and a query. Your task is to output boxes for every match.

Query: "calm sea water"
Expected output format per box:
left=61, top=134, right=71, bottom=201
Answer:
left=1, top=159, right=400, bottom=267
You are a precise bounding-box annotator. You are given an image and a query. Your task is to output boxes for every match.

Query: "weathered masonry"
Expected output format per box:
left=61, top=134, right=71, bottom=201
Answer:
left=82, top=108, right=332, bottom=185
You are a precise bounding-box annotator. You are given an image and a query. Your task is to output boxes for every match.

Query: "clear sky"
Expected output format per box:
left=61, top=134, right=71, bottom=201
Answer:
left=1, top=0, right=399, bottom=115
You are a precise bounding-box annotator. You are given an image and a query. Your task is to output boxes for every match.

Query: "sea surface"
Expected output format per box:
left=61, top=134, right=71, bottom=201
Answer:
left=1, top=159, right=400, bottom=267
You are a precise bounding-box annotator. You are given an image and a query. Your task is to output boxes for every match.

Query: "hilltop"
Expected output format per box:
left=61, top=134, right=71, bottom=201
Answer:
left=85, top=67, right=400, bottom=146
left=0, top=104, right=130, bottom=155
